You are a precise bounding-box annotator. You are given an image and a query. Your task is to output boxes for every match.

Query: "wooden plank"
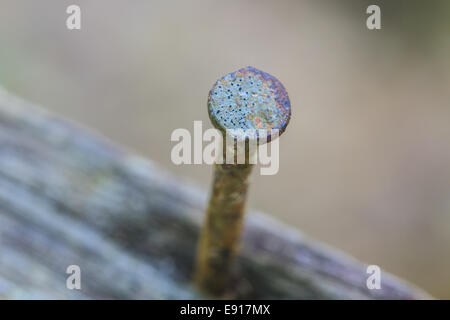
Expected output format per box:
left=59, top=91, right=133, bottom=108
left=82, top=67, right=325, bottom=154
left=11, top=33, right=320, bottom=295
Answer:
left=0, top=88, right=430, bottom=299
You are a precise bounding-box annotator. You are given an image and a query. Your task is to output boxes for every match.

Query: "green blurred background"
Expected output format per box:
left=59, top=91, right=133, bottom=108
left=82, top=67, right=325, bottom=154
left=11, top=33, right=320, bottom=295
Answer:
left=1, top=0, right=449, bottom=298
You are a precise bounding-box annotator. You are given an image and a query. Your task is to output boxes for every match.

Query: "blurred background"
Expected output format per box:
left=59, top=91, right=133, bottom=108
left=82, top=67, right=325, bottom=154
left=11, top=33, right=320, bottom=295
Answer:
left=0, top=0, right=449, bottom=298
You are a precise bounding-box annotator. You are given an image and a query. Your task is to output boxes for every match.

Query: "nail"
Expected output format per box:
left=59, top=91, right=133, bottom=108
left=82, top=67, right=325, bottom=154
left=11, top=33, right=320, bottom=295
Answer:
left=194, top=66, right=291, bottom=296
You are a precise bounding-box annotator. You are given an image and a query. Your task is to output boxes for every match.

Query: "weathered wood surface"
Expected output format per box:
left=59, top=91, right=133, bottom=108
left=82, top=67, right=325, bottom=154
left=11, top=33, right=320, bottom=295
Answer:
left=0, top=88, right=431, bottom=299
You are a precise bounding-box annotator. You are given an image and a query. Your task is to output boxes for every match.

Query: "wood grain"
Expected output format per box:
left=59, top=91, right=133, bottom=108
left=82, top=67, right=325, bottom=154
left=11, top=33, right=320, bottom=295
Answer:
left=0, top=88, right=430, bottom=299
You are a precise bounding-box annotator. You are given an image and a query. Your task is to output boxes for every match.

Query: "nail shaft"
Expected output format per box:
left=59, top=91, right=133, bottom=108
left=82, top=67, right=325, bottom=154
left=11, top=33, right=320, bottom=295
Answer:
left=195, top=163, right=253, bottom=296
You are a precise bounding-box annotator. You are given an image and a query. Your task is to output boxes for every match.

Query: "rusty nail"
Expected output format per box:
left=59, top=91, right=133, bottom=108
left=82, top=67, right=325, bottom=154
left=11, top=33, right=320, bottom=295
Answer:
left=194, top=66, right=291, bottom=296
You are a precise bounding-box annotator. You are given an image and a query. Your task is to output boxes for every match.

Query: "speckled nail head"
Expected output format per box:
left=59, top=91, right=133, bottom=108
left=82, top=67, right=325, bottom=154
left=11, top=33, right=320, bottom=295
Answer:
left=208, top=66, right=291, bottom=141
